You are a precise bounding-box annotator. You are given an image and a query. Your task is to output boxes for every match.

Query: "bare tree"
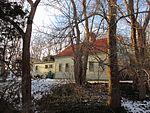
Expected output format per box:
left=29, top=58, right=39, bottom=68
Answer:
left=117, top=0, right=150, bottom=99
left=31, top=34, right=47, bottom=60
left=45, top=0, right=107, bottom=85
left=22, top=1, right=41, bottom=112
left=107, top=0, right=121, bottom=110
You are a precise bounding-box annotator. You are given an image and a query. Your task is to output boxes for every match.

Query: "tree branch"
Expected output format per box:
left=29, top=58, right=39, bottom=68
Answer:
left=34, top=0, right=41, bottom=7
left=27, top=0, right=33, bottom=6
left=0, top=15, right=24, bottom=36
left=143, top=1, right=150, bottom=30
left=116, top=4, right=131, bottom=24
left=116, top=11, right=150, bottom=24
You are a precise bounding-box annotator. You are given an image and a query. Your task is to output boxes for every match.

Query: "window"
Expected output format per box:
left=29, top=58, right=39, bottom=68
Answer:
left=59, top=64, right=62, bottom=72
left=65, top=63, right=70, bottom=72
left=89, top=62, right=94, bottom=72
left=49, top=65, right=53, bottom=68
left=45, top=65, right=48, bottom=69
left=35, top=66, right=38, bottom=70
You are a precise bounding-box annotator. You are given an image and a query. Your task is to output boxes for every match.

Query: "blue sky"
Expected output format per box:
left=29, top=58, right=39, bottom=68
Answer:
left=32, top=0, right=148, bottom=39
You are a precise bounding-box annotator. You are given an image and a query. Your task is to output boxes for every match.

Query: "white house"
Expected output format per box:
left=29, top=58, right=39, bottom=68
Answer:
left=54, top=38, right=108, bottom=80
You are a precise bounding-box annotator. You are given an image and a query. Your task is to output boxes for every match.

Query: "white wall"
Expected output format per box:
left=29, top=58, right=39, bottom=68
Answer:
left=55, top=54, right=108, bottom=80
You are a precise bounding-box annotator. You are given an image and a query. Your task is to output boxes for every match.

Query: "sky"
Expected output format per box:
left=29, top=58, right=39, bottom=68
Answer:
left=32, top=0, right=131, bottom=36
left=33, top=3, right=51, bottom=31
left=32, top=0, right=148, bottom=42
left=29, top=0, right=149, bottom=57
left=32, top=1, right=60, bottom=32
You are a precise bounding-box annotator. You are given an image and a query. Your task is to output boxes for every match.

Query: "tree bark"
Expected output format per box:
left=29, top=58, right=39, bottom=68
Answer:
left=71, top=0, right=89, bottom=85
left=127, top=0, right=147, bottom=99
left=107, top=0, right=121, bottom=110
left=71, top=0, right=83, bottom=85
left=81, top=0, right=90, bottom=84
left=22, top=1, right=40, bottom=113
left=74, top=55, right=83, bottom=85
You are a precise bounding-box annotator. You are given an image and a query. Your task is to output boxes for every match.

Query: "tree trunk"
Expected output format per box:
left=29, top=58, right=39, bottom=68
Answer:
left=71, top=0, right=88, bottom=85
left=22, top=26, right=32, bottom=113
left=130, top=19, right=139, bottom=90
left=107, top=0, right=121, bottom=110
left=136, top=27, right=146, bottom=63
left=136, top=28, right=146, bottom=99
left=81, top=0, right=89, bottom=84
left=82, top=50, right=89, bottom=84
left=1, top=61, right=6, bottom=82
left=128, top=0, right=139, bottom=62
left=128, top=0, right=146, bottom=99
left=138, top=71, right=146, bottom=99
left=74, top=55, right=83, bottom=85
left=22, top=1, right=40, bottom=113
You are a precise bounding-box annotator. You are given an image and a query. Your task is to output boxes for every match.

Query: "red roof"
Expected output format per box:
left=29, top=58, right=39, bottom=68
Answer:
left=55, top=38, right=108, bottom=57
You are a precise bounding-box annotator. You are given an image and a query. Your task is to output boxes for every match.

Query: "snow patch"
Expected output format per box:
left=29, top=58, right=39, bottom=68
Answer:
left=32, top=79, right=64, bottom=99
left=121, top=97, right=150, bottom=113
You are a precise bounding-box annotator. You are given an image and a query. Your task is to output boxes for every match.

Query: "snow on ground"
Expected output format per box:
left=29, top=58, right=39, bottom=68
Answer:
left=121, top=97, right=150, bottom=113
left=32, top=79, right=65, bottom=99
left=0, top=78, right=150, bottom=113
left=32, top=79, right=150, bottom=113
left=0, top=78, right=64, bottom=100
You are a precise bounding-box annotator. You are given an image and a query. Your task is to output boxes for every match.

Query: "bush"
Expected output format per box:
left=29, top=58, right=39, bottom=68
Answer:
left=0, top=80, right=21, bottom=112
left=0, top=99, right=20, bottom=113
left=35, top=83, right=127, bottom=113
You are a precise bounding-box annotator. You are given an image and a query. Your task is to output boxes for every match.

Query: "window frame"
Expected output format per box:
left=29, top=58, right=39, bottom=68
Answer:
left=35, top=66, right=38, bottom=70
left=65, top=63, right=70, bottom=72
left=89, top=61, right=94, bottom=72
left=45, top=65, right=48, bottom=69
left=59, top=63, right=62, bottom=72
left=49, top=65, right=53, bottom=68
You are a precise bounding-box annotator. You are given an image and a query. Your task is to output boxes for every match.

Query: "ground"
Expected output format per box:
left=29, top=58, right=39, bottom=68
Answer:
left=122, top=97, right=150, bottom=113
left=0, top=78, right=150, bottom=113
left=31, top=79, right=150, bottom=113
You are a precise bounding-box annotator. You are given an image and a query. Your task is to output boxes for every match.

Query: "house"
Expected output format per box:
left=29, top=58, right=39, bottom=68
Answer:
left=31, top=38, right=108, bottom=80
left=31, top=55, right=56, bottom=78
left=31, top=61, right=55, bottom=78
left=54, top=38, right=108, bottom=80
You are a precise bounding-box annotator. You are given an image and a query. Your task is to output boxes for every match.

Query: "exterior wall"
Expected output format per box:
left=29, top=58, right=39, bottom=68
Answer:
left=55, top=56, right=74, bottom=79
left=31, top=62, right=55, bottom=78
left=55, top=54, right=108, bottom=80
left=86, top=54, right=108, bottom=80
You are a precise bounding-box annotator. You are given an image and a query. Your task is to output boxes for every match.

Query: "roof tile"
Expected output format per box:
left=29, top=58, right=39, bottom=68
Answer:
left=55, top=38, right=108, bottom=57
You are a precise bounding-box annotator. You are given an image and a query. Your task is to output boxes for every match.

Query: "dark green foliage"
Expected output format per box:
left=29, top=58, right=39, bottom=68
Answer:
left=0, top=1, right=26, bottom=46
left=51, top=84, right=74, bottom=96
left=36, top=83, right=127, bottom=113
left=0, top=20, right=21, bottom=41
left=0, top=99, right=21, bottom=113
left=120, top=83, right=150, bottom=101
left=0, top=1, right=26, bottom=19
left=0, top=1, right=26, bottom=78
left=0, top=1, right=27, bottom=39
